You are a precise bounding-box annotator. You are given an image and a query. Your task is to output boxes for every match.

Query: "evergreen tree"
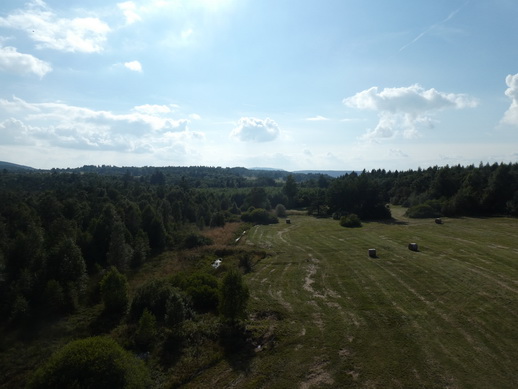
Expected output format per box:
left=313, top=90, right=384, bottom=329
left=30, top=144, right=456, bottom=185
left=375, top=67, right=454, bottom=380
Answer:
left=100, top=267, right=129, bottom=314
left=107, top=217, right=133, bottom=273
left=283, top=175, right=298, bottom=208
left=219, top=270, right=249, bottom=323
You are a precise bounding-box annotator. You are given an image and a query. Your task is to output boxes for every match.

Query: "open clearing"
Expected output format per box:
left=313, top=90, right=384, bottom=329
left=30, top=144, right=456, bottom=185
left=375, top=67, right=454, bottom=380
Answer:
left=189, top=208, right=517, bottom=388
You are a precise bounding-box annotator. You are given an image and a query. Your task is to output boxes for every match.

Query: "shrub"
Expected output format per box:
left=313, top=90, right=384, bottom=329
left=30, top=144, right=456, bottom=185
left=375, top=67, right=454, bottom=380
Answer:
left=406, top=200, right=442, bottom=218
left=241, top=208, right=278, bottom=225
left=239, top=253, right=253, bottom=274
left=275, top=204, right=287, bottom=218
left=172, top=272, right=219, bottom=313
left=340, top=214, right=362, bottom=228
left=183, top=233, right=213, bottom=249
left=129, top=279, right=175, bottom=322
left=28, top=336, right=149, bottom=389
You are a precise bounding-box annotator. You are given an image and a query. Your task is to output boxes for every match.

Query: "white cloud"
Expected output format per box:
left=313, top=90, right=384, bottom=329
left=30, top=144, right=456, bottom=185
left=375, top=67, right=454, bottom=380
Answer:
left=230, top=117, right=280, bottom=142
left=501, top=73, right=518, bottom=126
left=0, top=1, right=110, bottom=53
left=0, top=97, right=197, bottom=152
left=344, top=84, right=477, bottom=140
left=133, top=104, right=170, bottom=114
left=305, top=115, right=329, bottom=121
left=118, top=1, right=142, bottom=25
left=0, top=118, right=35, bottom=145
left=0, top=45, right=52, bottom=77
left=389, top=148, right=409, bottom=158
left=124, top=60, right=142, bottom=72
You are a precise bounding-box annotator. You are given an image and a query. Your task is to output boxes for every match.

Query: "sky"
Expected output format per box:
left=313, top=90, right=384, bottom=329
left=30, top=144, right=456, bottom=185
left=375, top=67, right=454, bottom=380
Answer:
left=0, top=0, right=517, bottom=171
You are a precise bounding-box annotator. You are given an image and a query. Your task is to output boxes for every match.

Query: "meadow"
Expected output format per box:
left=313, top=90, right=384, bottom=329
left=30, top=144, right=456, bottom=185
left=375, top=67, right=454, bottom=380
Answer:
left=187, top=207, right=517, bottom=388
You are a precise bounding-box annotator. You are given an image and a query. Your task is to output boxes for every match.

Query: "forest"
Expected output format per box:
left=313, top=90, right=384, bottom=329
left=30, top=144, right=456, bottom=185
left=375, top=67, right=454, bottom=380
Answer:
left=0, top=161, right=517, bottom=387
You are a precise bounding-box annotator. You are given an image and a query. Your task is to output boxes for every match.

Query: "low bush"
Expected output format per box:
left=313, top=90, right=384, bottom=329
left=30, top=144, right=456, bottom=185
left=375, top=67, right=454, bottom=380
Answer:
left=28, top=336, right=149, bottom=389
left=275, top=204, right=287, bottom=218
left=172, top=272, right=219, bottom=313
left=183, top=233, right=213, bottom=249
left=406, top=200, right=442, bottom=218
left=241, top=208, right=278, bottom=225
left=129, top=279, right=175, bottom=322
left=340, top=214, right=362, bottom=228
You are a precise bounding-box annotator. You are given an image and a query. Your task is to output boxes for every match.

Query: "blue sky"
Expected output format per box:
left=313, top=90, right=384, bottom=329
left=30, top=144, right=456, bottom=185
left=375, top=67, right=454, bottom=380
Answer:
left=0, top=0, right=517, bottom=171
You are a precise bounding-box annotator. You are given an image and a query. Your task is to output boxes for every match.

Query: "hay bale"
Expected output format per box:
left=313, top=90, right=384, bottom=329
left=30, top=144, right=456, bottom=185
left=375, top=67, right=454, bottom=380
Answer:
left=368, top=248, right=377, bottom=258
left=408, top=243, right=418, bottom=251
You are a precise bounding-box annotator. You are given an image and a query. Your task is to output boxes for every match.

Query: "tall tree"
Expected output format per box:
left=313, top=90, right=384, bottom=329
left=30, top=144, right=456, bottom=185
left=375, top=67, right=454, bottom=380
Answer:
left=283, top=174, right=298, bottom=208
left=219, top=270, right=249, bottom=323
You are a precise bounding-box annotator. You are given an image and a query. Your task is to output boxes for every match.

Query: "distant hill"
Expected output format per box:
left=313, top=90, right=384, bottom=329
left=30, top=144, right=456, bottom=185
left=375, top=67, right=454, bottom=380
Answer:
left=292, top=170, right=357, bottom=178
left=250, top=167, right=287, bottom=172
left=0, top=161, right=35, bottom=171
left=0, top=162, right=357, bottom=179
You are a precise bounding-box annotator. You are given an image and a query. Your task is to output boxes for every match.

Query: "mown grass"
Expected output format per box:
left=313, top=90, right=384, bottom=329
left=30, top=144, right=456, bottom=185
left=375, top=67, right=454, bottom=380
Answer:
left=188, top=207, right=517, bottom=388
left=2, top=213, right=516, bottom=388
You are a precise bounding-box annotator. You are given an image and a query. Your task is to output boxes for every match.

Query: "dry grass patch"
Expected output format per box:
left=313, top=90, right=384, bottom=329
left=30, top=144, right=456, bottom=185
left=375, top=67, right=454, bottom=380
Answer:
left=201, top=222, right=247, bottom=245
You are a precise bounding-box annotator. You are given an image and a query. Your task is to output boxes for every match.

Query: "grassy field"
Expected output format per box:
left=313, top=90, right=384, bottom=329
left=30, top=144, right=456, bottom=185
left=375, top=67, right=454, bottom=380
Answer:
left=1, top=208, right=516, bottom=388
left=187, top=207, right=517, bottom=388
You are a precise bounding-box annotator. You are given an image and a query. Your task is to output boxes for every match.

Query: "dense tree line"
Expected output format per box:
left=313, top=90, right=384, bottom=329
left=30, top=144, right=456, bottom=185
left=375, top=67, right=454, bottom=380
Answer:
left=368, top=162, right=518, bottom=216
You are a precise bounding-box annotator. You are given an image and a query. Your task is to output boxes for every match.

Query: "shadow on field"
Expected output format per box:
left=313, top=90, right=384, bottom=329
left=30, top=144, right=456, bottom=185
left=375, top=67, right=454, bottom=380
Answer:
left=378, top=218, right=409, bottom=226
left=220, top=323, right=255, bottom=373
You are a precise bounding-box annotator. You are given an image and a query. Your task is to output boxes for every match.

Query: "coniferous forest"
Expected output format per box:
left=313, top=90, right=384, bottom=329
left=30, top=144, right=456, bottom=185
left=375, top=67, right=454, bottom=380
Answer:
left=0, top=162, right=517, bottom=387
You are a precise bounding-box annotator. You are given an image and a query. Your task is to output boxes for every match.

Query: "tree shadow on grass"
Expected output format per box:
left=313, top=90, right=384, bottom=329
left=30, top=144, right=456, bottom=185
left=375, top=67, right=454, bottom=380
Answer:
left=219, top=322, right=255, bottom=373
left=377, top=218, right=409, bottom=226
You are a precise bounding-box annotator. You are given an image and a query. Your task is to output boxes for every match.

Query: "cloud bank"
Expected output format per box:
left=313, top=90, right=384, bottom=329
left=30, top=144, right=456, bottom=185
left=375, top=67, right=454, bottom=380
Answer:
left=0, top=1, right=110, bottom=53
left=230, top=117, right=280, bottom=142
left=0, top=97, right=200, bottom=153
left=344, top=84, right=477, bottom=140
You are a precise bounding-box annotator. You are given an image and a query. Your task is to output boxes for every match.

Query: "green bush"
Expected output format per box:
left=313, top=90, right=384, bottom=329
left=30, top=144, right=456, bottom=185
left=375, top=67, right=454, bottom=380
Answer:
left=339, top=214, right=362, bottom=228
left=406, top=200, right=442, bottom=218
left=241, top=208, right=278, bottom=225
left=129, top=279, right=175, bottom=322
left=28, top=336, right=149, bottom=389
left=172, top=272, right=219, bottom=313
left=275, top=204, right=287, bottom=218
left=183, top=233, right=213, bottom=249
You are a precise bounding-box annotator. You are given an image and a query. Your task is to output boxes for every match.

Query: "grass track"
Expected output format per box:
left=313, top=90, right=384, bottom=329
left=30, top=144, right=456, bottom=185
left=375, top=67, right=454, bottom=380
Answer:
left=193, top=208, right=517, bottom=388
